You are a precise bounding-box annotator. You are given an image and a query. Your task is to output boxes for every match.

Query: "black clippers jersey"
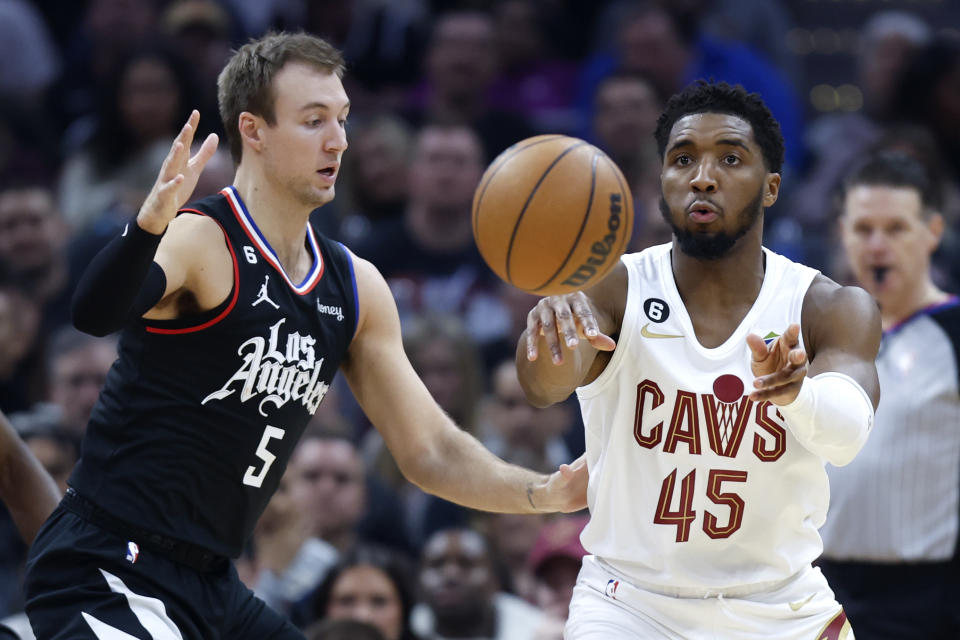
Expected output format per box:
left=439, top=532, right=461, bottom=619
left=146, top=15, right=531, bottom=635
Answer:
left=70, top=187, right=358, bottom=557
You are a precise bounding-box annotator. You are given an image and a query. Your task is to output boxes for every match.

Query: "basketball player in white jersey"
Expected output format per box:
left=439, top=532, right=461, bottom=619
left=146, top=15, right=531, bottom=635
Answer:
left=819, top=152, right=960, bottom=638
left=516, top=81, right=882, bottom=639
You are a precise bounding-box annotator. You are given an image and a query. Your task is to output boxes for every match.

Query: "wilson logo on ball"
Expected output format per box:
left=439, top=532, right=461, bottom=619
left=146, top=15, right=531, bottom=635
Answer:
left=561, top=193, right=624, bottom=287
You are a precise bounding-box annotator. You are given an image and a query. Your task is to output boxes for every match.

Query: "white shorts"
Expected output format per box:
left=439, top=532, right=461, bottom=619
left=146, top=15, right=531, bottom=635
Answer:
left=565, top=556, right=854, bottom=640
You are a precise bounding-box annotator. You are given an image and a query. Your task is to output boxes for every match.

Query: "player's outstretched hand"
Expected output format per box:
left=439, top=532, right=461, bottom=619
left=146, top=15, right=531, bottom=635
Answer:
left=746, top=323, right=808, bottom=405
left=540, top=454, right=588, bottom=513
left=526, top=292, right=616, bottom=365
left=137, top=110, right=219, bottom=235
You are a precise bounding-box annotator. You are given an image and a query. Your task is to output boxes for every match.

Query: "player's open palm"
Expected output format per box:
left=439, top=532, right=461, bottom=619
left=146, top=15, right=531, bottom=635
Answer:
left=526, top=292, right=616, bottom=364
left=746, top=323, right=808, bottom=406
left=137, top=110, right=219, bottom=234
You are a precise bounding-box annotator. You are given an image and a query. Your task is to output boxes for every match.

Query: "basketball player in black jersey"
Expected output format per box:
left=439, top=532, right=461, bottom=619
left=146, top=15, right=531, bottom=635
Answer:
left=22, top=33, right=587, bottom=638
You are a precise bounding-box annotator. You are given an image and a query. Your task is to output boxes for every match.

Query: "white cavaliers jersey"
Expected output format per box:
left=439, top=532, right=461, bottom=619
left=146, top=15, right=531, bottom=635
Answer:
left=576, top=243, right=822, bottom=591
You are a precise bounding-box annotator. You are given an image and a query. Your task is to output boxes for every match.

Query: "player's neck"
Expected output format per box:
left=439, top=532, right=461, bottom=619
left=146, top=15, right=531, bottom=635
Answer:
left=232, top=166, right=313, bottom=270
left=670, top=232, right=765, bottom=309
left=880, top=279, right=949, bottom=330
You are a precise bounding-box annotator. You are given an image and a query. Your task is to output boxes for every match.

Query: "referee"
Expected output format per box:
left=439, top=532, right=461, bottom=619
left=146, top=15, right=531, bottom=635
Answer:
left=820, top=152, right=960, bottom=639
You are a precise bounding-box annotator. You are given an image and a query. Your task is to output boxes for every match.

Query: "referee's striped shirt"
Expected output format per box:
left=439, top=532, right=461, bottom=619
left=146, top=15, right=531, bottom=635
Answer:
left=821, top=297, right=960, bottom=562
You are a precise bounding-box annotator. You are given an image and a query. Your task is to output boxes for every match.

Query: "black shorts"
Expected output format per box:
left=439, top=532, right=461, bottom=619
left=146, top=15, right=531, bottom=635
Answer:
left=23, top=506, right=303, bottom=639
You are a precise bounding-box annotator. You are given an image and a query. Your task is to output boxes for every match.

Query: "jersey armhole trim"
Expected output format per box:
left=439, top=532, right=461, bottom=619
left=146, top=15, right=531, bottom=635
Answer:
left=144, top=209, right=239, bottom=335
left=340, top=242, right=360, bottom=341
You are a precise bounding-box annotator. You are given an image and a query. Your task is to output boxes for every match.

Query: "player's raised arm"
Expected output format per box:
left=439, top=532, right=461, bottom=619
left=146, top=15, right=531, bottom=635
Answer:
left=71, top=111, right=221, bottom=335
left=746, top=275, right=881, bottom=466
left=341, top=255, right=587, bottom=514
left=516, top=262, right=627, bottom=408
left=0, top=410, right=60, bottom=545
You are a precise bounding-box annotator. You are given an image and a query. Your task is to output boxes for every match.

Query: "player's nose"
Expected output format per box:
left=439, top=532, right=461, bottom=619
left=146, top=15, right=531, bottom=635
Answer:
left=689, top=160, right=717, bottom=192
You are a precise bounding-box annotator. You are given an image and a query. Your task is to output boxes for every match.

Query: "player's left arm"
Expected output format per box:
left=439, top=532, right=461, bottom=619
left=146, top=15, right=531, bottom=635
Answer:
left=340, top=254, right=586, bottom=514
left=0, top=410, right=61, bottom=544
left=747, top=275, right=880, bottom=466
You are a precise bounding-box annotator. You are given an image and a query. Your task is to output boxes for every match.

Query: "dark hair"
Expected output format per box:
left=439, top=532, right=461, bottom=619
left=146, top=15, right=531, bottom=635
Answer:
left=654, top=81, right=785, bottom=173
left=90, top=44, right=196, bottom=172
left=892, top=36, right=960, bottom=130
left=840, top=151, right=942, bottom=215
left=217, top=32, right=346, bottom=164
left=294, top=546, right=420, bottom=640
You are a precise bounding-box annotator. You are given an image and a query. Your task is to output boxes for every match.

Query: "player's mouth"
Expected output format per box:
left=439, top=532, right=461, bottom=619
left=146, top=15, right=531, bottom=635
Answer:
left=687, top=200, right=720, bottom=223
left=871, top=265, right=891, bottom=285
left=317, top=163, right=339, bottom=183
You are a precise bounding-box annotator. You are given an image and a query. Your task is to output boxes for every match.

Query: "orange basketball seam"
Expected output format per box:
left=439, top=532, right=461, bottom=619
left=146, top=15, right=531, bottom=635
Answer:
left=472, top=135, right=568, bottom=244
left=505, top=141, right=588, bottom=284
left=531, top=151, right=599, bottom=292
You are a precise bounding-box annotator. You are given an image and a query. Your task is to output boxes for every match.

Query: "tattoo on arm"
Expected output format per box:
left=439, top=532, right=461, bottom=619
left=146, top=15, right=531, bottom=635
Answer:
left=526, top=483, right=537, bottom=511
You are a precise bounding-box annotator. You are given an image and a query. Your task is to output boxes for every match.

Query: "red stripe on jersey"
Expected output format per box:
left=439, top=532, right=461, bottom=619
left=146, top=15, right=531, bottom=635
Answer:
left=145, top=210, right=239, bottom=335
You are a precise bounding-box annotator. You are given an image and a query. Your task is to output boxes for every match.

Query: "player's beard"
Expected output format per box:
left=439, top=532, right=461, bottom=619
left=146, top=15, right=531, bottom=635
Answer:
left=659, top=189, right=763, bottom=260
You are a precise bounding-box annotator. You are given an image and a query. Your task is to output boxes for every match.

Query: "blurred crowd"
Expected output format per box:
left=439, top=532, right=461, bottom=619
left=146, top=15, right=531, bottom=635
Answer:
left=1, top=0, right=959, bottom=638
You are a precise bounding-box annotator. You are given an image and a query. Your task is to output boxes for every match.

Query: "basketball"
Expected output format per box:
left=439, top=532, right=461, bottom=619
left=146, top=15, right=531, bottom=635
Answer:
left=472, top=135, right=634, bottom=296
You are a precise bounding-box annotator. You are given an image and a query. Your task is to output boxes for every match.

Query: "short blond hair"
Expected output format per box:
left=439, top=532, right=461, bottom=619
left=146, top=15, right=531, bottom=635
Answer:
left=217, top=32, right=345, bottom=163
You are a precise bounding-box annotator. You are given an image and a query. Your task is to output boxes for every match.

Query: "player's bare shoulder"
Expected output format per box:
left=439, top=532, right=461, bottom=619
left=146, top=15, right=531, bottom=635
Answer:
left=585, top=258, right=629, bottom=337
left=801, top=273, right=880, bottom=359
left=148, top=212, right=234, bottom=317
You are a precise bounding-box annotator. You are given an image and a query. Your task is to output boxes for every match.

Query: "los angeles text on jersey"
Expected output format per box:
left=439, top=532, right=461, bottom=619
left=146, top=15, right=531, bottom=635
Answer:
left=201, top=317, right=329, bottom=415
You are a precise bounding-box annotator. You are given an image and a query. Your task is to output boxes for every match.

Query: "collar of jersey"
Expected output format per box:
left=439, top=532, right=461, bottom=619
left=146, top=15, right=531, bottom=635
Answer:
left=883, top=294, right=959, bottom=338
left=221, top=186, right=324, bottom=295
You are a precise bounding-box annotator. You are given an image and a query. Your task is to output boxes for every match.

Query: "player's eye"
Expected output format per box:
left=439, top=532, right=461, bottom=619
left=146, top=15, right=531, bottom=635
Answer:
left=722, top=154, right=740, bottom=165
left=675, top=154, right=692, bottom=166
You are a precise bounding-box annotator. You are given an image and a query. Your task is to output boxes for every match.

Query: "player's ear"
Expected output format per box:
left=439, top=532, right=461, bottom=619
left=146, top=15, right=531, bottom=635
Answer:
left=238, top=112, right=264, bottom=153
left=762, top=172, right=781, bottom=208
left=925, top=211, right=944, bottom=253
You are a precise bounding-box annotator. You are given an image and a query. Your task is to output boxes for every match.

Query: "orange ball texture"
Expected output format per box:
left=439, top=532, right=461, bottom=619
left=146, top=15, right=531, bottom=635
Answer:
left=472, top=135, right=634, bottom=296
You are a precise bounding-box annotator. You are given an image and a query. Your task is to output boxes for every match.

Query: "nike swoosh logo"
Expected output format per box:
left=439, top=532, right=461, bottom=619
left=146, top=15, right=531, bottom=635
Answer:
left=122, top=223, right=129, bottom=237
left=641, top=323, right=684, bottom=339
left=789, top=594, right=815, bottom=611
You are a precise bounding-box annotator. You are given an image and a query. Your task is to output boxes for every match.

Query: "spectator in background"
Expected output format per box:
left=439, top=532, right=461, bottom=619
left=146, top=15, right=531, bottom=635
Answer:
left=412, top=528, right=545, bottom=640
left=329, top=114, right=413, bottom=245
left=289, top=0, right=430, bottom=112
left=352, top=124, right=509, bottom=347
left=786, top=11, right=932, bottom=268
left=11, top=404, right=80, bottom=493
left=305, top=619, right=386, bottom=640
left=45, top=327, right=117, bottom=441
left=819, top=153, right=960, bottom=639
left=0, top=281, right=43, bottom=414
left=525, top=514, right=588, bottom=637
left=404, top=10, right=535, bottom=159
left=482, top=358, right=573, bottom=474
left=576, top=1, right=803, bottom=172
left=161, top=0, right=237, bottom=138
left=0, top=182, right=73, bottom=334
left=488, top=0, right=579, bottom=134
left=893, top=35, right=960, bottom=181
left=0, top=0, right=61, bottom=110
left=365, top=314, right=484, bottom=548
left=590, top=72, right=664, bottom=250
left=257, top=429, right=413, bottom=612
left=292, top=546, right=421, bottom=640
left=473, top=511, right=547, bottom=604
left=58, top=45, right=196, bottom=233
left=52, top=0, right=163, bottom=141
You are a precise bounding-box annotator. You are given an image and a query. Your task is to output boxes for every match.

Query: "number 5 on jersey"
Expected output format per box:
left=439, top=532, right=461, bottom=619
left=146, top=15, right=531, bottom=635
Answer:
left=244, top=425, right=285, bottom=488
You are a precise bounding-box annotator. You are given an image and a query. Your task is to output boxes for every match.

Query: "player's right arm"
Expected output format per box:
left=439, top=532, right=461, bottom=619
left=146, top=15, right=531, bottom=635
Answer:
left=71, top=111, right=221, bottom=335
left=516, top=262, right=628, bottom=407
left=0, top=410, right=60, bottom=545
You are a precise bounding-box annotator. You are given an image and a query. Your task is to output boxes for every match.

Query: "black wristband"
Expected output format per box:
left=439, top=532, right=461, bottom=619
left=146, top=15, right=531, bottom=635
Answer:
left=71, top=219, right=167, bottom=336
